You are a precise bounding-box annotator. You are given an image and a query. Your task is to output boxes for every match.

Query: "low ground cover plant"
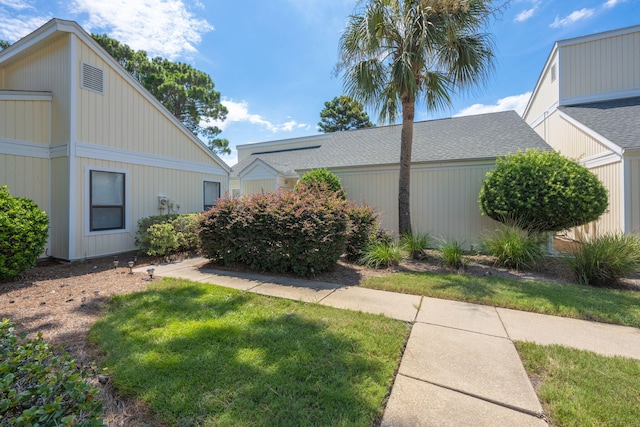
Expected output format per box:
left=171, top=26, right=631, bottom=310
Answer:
left=135, top=213, right=200, bottom=257
left=438, top=238, right=467, bottom=270
left=89, top=279, right=408, bottom=426
left=0, top=319, right=104, bottom=426
left=0, top=186, right=49, bottom=281
left=360, top=240, right=405, bottom=268
left=480, top=223, right=545, bottom=270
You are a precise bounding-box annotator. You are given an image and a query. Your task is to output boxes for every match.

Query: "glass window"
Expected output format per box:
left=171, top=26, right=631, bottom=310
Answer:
left=204, top=181, right=220, bottom=210
left=90, top=170, right=125, bottom=231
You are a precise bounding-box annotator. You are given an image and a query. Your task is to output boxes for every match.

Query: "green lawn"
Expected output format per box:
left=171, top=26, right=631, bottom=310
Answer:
left=362, top=272, right=640, bottom=327
left=89, top=279, right=409, bottom=427
left=517, top=342, right=640, bottom=426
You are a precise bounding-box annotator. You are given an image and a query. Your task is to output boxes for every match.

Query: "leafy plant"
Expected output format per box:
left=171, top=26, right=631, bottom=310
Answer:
left=0, top=186, right=49, bottom=281
left=479, top=149, right=608, bottom=232
left=480, top=223, right=545, bottom=270
left=0, top=319, right=104, bottom=426
left=135, top=213, right=200, bottom=256
left=566, top=233, right=640, bottom=287
left=295, top=169, right=345, bottom=199
left=360, top=241, right=404, bottom=269
left=344, top=203, right=381, bottom=261
left=438, top=238, right=466, bottom=270
left=401, top=232, right=430, bottom=260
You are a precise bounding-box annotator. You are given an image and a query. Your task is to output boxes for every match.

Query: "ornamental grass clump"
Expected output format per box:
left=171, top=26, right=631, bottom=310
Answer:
left=438, top=238, right=467, bottom=270
left=480, top=223, right=545, bottom=270
left=400, top=232, right=430, bottom=259
left=567, top=233, right=640, bottom=287
left=360, top=241, right=405, bottom=269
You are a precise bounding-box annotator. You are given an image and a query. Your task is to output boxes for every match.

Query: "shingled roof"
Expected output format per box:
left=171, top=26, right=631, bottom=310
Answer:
left=559, top=96, right=640, bottom=150
left=232, top=110, right=551, bottom=176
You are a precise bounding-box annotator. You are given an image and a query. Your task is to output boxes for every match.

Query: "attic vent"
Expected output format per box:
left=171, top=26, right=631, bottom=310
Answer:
left=81, top=63, right=104, bottom=94
left=550, top=64, right=557, bottom=82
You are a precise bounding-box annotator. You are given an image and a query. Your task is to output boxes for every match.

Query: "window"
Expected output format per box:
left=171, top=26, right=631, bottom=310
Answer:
left=550, top=64, right=557, bottom=82
left=204, top=181, right=220, bottom=210
left=90, top=170, right=125, bottom=231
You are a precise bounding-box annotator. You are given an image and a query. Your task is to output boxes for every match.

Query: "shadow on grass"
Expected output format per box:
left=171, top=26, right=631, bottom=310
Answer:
left=90, top=280, right=403, bottom=426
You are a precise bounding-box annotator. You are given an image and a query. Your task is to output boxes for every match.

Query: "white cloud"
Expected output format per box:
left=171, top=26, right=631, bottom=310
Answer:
left=603, top=0, right=625, bottom=8
left=550, top=8, right=595, bottom=28
left=514, top=8, right=536, bottom=22
left=69, top=0, right=213, bottom=59
left=0, top=0, right=33, bottom=10
left=0, top=14, right=51, bottom=41
left=454, top=92, right=532, bottom=117
left=213, top=99, right=309, bottom=133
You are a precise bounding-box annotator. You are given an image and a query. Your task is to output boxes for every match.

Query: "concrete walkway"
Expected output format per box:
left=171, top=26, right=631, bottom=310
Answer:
left=137, top=257, right=640, bottom=426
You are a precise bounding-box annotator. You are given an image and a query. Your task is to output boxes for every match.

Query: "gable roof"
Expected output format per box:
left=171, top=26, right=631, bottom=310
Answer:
left=0, top=18, right=231, bottom=173
left=559, top=96, right=640, bottom=150
left=232, top=111, right=551, bottom=176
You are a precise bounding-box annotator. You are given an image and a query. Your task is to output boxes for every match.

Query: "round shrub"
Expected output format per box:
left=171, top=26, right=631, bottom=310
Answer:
left=0, top=186, right=49, bottom=281
left=295, top=168, right=345, bottom=199
left=478, top=150, right=608, bottom=232
left=135, top=213, right=200, bottom=257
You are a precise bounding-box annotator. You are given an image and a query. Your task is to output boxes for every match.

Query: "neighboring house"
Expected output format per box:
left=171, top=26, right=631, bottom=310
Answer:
left=231, top=111, right=551, bottom=243
left=523, top=25, right=640, bottom=237
left=0, top=19, right=230, bottom=260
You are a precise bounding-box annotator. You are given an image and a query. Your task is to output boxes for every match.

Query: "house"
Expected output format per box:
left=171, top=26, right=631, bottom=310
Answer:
left=231, top=111, right=552, bottom=244
left=0, top=19, right=230, bottom=260
left=523, top=25, right=640, bottom=237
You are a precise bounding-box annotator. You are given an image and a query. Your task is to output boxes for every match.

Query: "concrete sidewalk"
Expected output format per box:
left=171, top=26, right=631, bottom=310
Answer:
left=137, top=257, right=640, bottom=426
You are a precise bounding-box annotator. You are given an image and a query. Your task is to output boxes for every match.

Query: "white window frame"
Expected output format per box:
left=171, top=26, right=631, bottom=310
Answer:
left=85, top=167, right=130, bottom=236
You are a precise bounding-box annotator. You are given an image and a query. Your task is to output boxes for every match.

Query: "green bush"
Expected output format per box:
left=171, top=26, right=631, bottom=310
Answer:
left=401, top=232, right=430, bottom=260
left=566, top=233, right=640, bottom=287
left=200, top=188, right=348, bottom=277
left=0, top=186, right=49, bottom=281
left=344, top=203, right=380, bottom=261
left=438, top=238, right=466, bottom=270
left=480, top=224, right=545, bottom=270
left=135, top=213, right=200, bottom=256
left=479, top=150, right=608, bottom=232
left=0, top=319, right=104, bottom=426
left=360, top=241, right=404, bottom=269
left=295, top=168, right=345, bottom=199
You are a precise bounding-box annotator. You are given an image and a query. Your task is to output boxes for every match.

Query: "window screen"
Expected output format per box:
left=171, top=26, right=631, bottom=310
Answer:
left=90, top=170, right=125, bottom=231
left=204, top=181, right=220, bottom=210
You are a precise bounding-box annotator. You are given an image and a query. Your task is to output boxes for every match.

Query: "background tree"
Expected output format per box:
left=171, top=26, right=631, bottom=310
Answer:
left=478, top=149, right=608, bottom=232
left=318, top=95, right=374, bottom=133
left=338, top=0, right=496, bottom=234
left=0, top=40, right=10, bottom=50
left=92, top=34, right=230, bottom=154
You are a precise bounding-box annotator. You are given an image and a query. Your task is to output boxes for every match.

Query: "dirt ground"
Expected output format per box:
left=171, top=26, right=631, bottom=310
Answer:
left=1, top=244, right=638, bottom=425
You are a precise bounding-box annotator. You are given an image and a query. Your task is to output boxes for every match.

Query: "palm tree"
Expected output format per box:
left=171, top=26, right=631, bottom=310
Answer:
left=338, top=0, right=496, bottom=234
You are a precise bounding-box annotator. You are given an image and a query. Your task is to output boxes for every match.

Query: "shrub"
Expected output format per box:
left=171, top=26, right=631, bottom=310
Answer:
left=480, top=224, right=545, bottom=270
left=344, top=203, right=380, bottom=261
left=135, top=213, right=200, bottom=256
left=200, top=189, right=348, bottom=277
left=566, top=233, right=640, bottom=287
left=0, top=186, right=49, bottom=281
left=401, top=232, right=430, bottom=260
left=479, top=150, right=608, bottom=232
left=0, top=319, right=104, bottom=426
left=295, top=169, right=345, bottom=199
left=360, top=241, right=404, bottom=269
left=438, top=238, right=466, bottom=270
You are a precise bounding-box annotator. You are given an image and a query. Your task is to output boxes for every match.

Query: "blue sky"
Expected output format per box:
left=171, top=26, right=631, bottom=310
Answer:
left=1, top=0, right=638, bottom=166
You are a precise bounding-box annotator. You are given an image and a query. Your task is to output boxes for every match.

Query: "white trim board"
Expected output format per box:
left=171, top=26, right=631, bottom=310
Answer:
left=0, top=137, right=50, bottom=158
left=557, top=110, right=623, bottom=155
left=0, top=91, right=52, bottom=101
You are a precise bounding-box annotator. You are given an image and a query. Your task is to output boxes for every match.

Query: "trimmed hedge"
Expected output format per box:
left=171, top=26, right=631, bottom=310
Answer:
left=479, top=150, right=608, bottom=232
left=200, top=187, right=348, bottom=276
left=135, top=213, right=200, bottom=256
left=0, top=319, right=104, bottom=426
left=0, top=186, right=49, bottom=281
left=295, top=168, right=346, bottom=199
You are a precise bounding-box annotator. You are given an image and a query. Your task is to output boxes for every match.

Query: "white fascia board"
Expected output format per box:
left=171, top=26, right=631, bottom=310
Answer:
left=296, top=158, right=497, bottom=176
left=557, top=110, right=623, bottom=155
left=561, top=88, right=640, bottom=107
left=75, top=142, right=228, bottom=176
left=0, top=90, right=52, bottom=101
left=527, top=102, right=559, bottom=129
left=556, top=24, right=640, bottom=48
left=523, top=43, right=558, bottom=119
left=580, top=152, right=621, bottom=168
left=238, top=158, right=279, bottom=178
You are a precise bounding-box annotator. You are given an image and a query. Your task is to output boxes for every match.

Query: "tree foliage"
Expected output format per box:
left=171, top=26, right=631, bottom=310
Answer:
left=318, top=95, right=374, bottom=133
left=338, top=0, right=496, bottom=234
left=478, top=149, right=608, bottom=232
left=0, top=40, right=9, bottom=50
left=92, top=34, right=230, bottom=154
left=295, top=168, right=345, bottom=198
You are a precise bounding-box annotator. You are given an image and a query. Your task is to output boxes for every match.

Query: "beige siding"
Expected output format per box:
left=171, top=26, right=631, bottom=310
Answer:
left=2, top=34, right=71, bottom=144
left=73, top=158, right=227, bottom=259
left=50, top=157, right=70, bottom=258
left=75, top=39, right=220, bottom=165
left=243, top=179, right=276, bottom=195
left=0, top=154, right=49, bottom=207
left=337, top=163, right=499, bottom=244
left=626, top=158, right=640, bottom=233
left=561, top=31, right=640, bottom=101
left=545, top=111, right=612, bottom=159
left=0, top=99, right=50, bottom=143
left=524, top=51, right=559, bottom=125
left=277, top=175, right=295, bottom=190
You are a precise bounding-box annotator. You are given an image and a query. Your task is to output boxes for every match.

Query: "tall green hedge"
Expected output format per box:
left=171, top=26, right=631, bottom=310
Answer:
left=479, top=150, right=608, bottom=232
left=0, top=186, right=49, bottom=281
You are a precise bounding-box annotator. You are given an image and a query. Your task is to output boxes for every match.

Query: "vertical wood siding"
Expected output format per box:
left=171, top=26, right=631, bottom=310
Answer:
left=0, top=100, right=50, bottom=143
left=524, top=51, right=559, bottom=124
left=547, top=111, right=612, bottom=159
left=626, top=158, right=640, bottom=233
left=561, top=32, right=640, bottom=100
left=49, top=157, right=70, bottom=257
left=243, top=179, right=276, bottom=195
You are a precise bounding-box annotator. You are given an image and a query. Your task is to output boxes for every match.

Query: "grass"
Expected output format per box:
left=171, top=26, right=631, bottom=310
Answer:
left=360, top=241, right=405, bottom=269
left=517, top=342, right=640, bottom=426
left=89, top=278, right=409, bottom=427
left=361, top=272, right=640, bottom=327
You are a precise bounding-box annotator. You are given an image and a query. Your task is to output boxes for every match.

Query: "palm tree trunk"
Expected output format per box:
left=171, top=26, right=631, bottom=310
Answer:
left=399, top=96, right=415, bottom=235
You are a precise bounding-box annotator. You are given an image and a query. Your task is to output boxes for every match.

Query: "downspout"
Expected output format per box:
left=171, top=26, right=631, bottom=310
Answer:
left=68, top=34, right=78, bottom=259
